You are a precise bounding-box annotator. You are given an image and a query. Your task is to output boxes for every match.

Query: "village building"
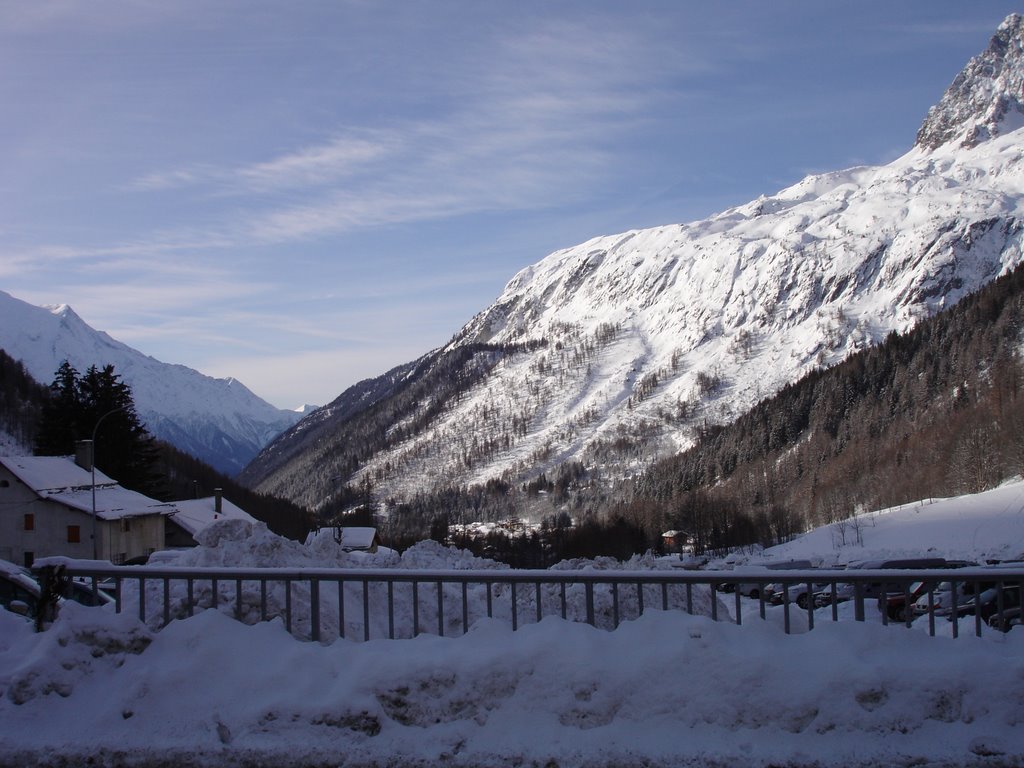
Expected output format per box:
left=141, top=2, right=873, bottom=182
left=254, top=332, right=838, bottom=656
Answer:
left=0, top=454, right=177, bottom=567
left=304, top=525, right=382, bottom=553
left=165, top=489, right=259, bottom=548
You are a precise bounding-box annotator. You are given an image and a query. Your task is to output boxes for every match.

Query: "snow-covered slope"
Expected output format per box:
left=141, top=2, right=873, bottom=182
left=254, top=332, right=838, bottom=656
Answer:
left=247, top=15, right=1024, bottom=509
left=0, top=290, right=301, bottom=476
left=754, top=478, right=1024, bottom=567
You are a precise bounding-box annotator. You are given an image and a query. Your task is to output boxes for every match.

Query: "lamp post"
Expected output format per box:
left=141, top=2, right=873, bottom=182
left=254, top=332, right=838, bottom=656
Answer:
left=90, top=405, right=127, bottom=560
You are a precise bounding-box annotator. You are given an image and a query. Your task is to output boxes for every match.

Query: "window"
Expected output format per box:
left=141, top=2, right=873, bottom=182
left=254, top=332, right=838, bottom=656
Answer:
left=120, top=518, right=131, bottom=533
left=23, top=514, right=34, bottom=531
left=67, top=525, right=81, bottom=544
left=23, top=552, right=33, bottom=568
left=0, top=479, right=9, bottom=487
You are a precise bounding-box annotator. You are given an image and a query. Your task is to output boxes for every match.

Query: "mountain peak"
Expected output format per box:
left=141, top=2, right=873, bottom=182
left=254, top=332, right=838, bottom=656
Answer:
left=915, top=13, right=1024, bottom=151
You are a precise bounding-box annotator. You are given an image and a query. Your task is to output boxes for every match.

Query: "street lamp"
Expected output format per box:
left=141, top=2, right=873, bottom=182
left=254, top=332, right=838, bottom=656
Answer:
left=90, top=405, right=127, bottom=560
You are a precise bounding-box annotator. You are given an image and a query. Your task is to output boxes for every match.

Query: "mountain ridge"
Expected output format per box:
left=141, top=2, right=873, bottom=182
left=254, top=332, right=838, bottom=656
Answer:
left=0, top=290, right=302, bottom=475
left=242, top=15, right=1024, bottom=516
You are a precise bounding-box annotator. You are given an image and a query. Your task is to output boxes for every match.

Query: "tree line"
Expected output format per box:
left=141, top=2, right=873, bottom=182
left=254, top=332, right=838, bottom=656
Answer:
left=1, top=356, right=313, bottom=541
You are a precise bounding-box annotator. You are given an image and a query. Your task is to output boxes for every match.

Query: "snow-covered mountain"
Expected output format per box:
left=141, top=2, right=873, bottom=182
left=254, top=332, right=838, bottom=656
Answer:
left=245, top=15, right=1024, bottom=511
left=0, top=290, right=302, bottom=476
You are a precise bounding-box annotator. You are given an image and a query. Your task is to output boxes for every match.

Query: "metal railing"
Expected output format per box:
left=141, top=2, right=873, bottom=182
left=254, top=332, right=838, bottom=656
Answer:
left=34, top=558, right=1024, bottom=642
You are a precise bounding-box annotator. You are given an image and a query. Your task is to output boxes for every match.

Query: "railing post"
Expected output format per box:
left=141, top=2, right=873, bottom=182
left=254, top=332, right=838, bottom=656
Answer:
left=310, top=578, right=321, bottom=642
left=362, top=579, right=370, bottom=642
left=951, top=580, right=959, bottom=639
left=387, top=581, right=394, bottom=640
left=413, top=581, right=420, bottom=636
left=806, top=580, right=814, bottom=631
left=436, top=580, right=444, bottom=637
left=338, top=579, right=346, bottom=640
left=585, top=582, right=595, bottom=627
left=782, top=583, right=791, bottom=635
left=284, top=579, right=292, bottom=635
left=138, top=576, right=146, bottom=623
left=511, top=582, right=518, bottom=631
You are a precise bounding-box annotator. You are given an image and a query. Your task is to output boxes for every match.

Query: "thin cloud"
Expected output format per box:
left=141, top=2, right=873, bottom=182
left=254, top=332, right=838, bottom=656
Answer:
left=118, top=15, right=691, bottom=248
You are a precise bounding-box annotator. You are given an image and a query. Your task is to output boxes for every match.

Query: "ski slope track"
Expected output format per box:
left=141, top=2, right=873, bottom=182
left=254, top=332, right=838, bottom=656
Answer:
left=251, top=16, right=1024, bottom=509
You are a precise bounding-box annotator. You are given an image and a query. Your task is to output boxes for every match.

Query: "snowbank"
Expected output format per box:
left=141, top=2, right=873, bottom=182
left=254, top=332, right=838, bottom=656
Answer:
left=4, top=509, right=1024, bottom=767
left=1, top=598, right=1021, bottom=767
left=125, top=522, right=720, bottom=640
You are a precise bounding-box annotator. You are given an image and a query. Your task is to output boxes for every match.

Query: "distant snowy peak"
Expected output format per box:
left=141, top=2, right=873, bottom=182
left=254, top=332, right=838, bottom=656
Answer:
left=916, top=13, right=1024, bottom=150
left=0, top=290, right=302, bottom=476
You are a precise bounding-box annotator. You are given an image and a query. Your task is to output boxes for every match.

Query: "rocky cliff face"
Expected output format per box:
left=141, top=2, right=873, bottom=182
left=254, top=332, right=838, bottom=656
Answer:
left=245, top=15, right=1024, bottom=513
left=916, top=14, right=1024, bottom=150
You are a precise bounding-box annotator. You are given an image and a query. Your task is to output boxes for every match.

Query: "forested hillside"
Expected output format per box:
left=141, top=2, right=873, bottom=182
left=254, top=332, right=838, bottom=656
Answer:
left=240, top=341, right=546, bottom=514
left=0, top=349, right=47, bottom=452
left=373, top=261, right=1024, bottom=562
left=615, top=260, right=1024, bottom=554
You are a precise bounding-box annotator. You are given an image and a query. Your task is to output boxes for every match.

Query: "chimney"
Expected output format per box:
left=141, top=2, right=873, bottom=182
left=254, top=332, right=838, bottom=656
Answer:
left=74, top=440, right=94, bottom=472
left=214, top=488, right=223, bottom=516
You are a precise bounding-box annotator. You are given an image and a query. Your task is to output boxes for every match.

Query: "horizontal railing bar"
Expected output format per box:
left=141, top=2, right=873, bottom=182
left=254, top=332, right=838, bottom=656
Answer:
left=34, top=557, right=1024, bottom=586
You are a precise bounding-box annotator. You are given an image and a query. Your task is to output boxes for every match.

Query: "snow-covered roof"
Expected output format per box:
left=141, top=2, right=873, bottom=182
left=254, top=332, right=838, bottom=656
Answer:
left=0, top=455, right=174, bottom=521
left=0, top=456, right=113, bottom=491
left=169, top=496, right=257, bottom=538
left=304, top=526, right=379, bottom=550
left=42, top=486, right=177, bottom=521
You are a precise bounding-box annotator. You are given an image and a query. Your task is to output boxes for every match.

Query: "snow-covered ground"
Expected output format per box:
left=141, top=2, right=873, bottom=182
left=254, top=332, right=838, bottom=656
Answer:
left=759, top=478, right=1024, bottom=566
left=2, top=485, right=1024, bottom=767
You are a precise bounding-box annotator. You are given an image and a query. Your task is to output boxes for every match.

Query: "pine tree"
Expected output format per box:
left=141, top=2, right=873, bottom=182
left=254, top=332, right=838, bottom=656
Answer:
left=33, top=360, right=82, bottom=456
left=34, top=361, right=163, bottom=497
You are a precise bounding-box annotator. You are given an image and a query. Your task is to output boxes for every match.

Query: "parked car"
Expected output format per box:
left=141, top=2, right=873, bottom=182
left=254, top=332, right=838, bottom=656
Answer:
left=945, top=582, right=1021, bottom=623
left=833, top=558, right=953, bottom=606
left=1, top=559, right=114, bottom=619
left=765, top=580, right=834, bottom=609
left=878, top=580, right=942, bottom=622
left=68, top=577, right=115, bottom=607
left=988, top=604, right=1022, bottom=633
left=0, top=559, right=42, bottom=619
left=912, top=580, right=971, bottom=617
left=729, top=560, right=815, bottom=600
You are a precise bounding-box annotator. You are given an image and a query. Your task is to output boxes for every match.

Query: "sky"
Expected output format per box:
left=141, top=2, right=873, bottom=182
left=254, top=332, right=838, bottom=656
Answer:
left=0, top=2, right=1021, bottom=410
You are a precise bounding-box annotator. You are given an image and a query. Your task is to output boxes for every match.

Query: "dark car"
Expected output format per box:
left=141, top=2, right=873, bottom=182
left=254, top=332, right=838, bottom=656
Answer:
left=832, top=558, right=952, bottom=610
left=947, top=582, right=1021, bottom=623
left=0, top=559, right=42, bottom=619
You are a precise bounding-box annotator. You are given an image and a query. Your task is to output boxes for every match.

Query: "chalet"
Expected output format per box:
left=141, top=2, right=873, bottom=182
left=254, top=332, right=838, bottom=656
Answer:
left=305, top=526, right=382, bottom=553
left=165, top=489, right=259, bottom=548
left=0, top=454, right=177, bottom=567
